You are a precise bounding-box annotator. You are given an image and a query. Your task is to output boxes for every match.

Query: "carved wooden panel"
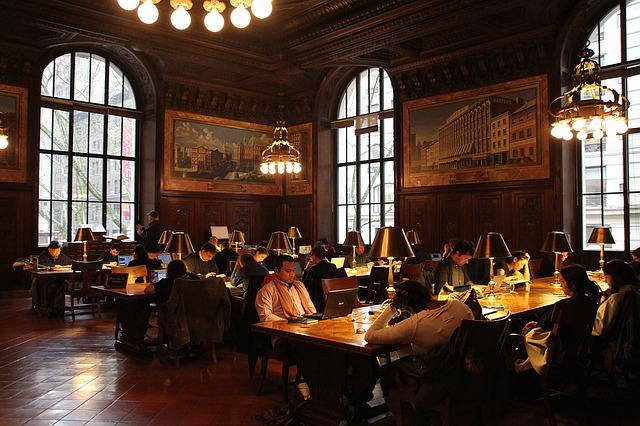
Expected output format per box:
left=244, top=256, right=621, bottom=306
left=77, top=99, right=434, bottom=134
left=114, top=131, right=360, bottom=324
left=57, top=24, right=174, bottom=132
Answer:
left=0, top=190, right=29, bottom=288
left=227, top=202, right=256, bottom=243
left=160, top=198, right=195, bottom=236
left=196, top=201, right=227, bottom=244
left=513, top=192, right=545, bottom=255
left=437, top=193, right=472, bottom=245
left=400, top=195, right=437, bottom=252
left=283, top=196, right=314, bottom=246
left=472, top=193, right=504, bottom=240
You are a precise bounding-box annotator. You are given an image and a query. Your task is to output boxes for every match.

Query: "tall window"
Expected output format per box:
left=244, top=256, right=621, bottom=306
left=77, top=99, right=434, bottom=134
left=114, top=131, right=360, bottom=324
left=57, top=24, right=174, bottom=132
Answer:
left=39, top=52, right=140, bottom=246
left=580, top=1, right=640, bottom=252
left=335, top=68, right=394, bottom=244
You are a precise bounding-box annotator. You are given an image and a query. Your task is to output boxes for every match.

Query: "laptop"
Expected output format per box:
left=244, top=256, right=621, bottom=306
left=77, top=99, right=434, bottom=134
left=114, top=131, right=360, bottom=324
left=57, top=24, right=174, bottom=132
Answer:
left=158, top=253, right=172, bottom=264
left=151, top=269, right=167, bottom=282
left=118, top=255, right=132, bottom=266
left=430, top=253, right=443, bottom=261
left=304, top=288, right=358, bottom=320
left=299, top=245, right=312, bottom=255
left=330, top=257, right=346, bottom=268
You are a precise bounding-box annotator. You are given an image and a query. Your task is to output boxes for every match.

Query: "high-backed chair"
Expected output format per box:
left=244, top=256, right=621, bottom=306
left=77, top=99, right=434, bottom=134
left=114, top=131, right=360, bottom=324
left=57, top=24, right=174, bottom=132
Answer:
left=366, top=266, right=390, bottom=304
left=321, top=276, right=363, bottom=307
left=399, top=262, right=423, bottom=282
left=65, top=260, right=104, bottom=321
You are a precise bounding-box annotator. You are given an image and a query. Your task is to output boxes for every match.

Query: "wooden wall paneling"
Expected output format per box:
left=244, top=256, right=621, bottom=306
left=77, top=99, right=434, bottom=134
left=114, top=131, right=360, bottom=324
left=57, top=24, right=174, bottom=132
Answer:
left=196, top=201, right=227, bottom=246
left=284, top=196, right=314, bottom=246
left=471, top=192, right=505, bottom=241
left=227, top=202, right=256, bottom=243
left=160, top=197, right=196, bottom=238
left=0, top=191, right=28, bottom=288
left=400, top=194, right=437, bottom=253
left=512, top=191, right=546, bottom=255
left=437, top=193, right=472, bottom=246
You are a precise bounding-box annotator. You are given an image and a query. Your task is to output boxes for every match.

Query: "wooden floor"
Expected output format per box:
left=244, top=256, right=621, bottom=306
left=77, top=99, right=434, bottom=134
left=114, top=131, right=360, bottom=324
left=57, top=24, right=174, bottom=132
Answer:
left=0, top=296, right=637, bottom=426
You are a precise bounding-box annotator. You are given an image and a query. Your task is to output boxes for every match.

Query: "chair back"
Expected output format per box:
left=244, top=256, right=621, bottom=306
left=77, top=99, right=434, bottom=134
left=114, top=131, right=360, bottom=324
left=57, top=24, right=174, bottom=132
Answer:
left=243, top=274, right=267, bottom=325
left=605, top=290, right=640, bottom=369
left=366, top=266, right=390, bottom=304
left=70, top=260, right=103, bottom=290
left=422, top=260, right=440, bottom=271
left=321, top=276, right=361, bottom=307
left=110, top=265, right=148, bottom=285
left=400, top=263, right=423, bottom=281
left=548, top=297, right=598, bottom=372
left=369, top=266, right=389, bottom=286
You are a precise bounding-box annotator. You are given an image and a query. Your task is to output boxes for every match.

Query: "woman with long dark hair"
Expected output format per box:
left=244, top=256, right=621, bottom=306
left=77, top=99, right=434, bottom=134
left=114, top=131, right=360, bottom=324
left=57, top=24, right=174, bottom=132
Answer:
left=592, top=260, right=639, bottom=337
left=144, top=259, right=187, bottom=303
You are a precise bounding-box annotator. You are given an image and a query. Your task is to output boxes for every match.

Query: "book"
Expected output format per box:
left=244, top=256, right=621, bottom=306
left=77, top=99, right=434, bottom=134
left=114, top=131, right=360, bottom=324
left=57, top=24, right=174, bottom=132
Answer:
left=287, top=316, right=319, bottom=325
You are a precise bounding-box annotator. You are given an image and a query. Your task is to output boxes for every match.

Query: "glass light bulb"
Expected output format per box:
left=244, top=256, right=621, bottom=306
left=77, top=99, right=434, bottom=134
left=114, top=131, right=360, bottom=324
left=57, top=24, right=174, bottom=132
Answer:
left=171, top=5, right=191, bottom=30
left=593, top=129, right=604, bottom=139
left=562, top=131, right=573, bottom=141
left=293, top=163, right=301, bottom=174
left=615, top=118, right=628, bottom=134
left=260, top=163, right=268, bottom=174
left=277, top=161, right=285, bottom=174
left=137, top=0, right=159, bottom=24
left=0, top=135, right=8, bottom=150
left=230, top=4, right=251, bottom=28
left=604, top=116, right=617, bottom=133
left=577, top=130, right=587, bottom=141
left=118, top=0, right=139, bottom=11
left=571, top=119, right=586, bottom=131
left=251, top=0, right=272, bottom=19
left=204, top=9, right=225, bottom=32
left=285, top=162, right=293, bottom=173
left=551, top=124, right=563, bottom=139
left=589, top=117, right=603, bottom=130
left=268, top=163, right=276, bottom=174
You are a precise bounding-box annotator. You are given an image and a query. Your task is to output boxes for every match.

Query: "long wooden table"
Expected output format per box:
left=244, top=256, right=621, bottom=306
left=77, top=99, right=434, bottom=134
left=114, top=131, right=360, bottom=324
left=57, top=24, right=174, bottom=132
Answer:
left=252, top=276, right=568, bottom=425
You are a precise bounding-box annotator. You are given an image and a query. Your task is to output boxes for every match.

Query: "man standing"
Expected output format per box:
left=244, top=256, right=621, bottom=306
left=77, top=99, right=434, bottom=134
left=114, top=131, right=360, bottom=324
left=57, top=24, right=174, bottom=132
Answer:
left=255, top=255, right=316, bottom=322
left=136, top=210, right=161, bottom=251
left=302, top=246, right=347, bottom=311
left=183, top=243, right=219, bottom=277
left=432, top=240, right=475, bottom=294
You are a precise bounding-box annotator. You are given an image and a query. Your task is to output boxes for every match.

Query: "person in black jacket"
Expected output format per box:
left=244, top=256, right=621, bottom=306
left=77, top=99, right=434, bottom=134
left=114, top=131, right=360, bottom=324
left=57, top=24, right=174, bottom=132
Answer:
left=98, top=241, right=121, bottom=264
left=145, top=259, right=187, bottom=303
left=31, top=240, right=73, bottom=315
left=183, top=243, right=219, bottom=277
left=214, top=242, right=238, bottom=274
left=128, top=244, right=162, bottom=269
left=136, top=210, right=162, bottom=251
left=302, top=246, right=347, bottom=311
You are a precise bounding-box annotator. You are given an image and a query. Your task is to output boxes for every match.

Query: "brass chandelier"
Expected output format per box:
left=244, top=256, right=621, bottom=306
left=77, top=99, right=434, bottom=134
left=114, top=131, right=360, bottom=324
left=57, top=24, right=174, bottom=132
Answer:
left=260, top=121, right=302, bottom=175
left=550, top=44, right=629, bottom=142
left=116, top=0, right=272, bottom=31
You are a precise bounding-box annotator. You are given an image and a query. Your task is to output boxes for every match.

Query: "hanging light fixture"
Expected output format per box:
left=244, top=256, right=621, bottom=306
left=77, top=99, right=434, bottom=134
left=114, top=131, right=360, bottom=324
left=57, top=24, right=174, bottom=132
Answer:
left=0, top=115, right=8, bottom=150
left=550, top=43, right=629, bottom=142
left=117, top=0, right=272, bottom=32
left=260, top=121, right=302, bottom=175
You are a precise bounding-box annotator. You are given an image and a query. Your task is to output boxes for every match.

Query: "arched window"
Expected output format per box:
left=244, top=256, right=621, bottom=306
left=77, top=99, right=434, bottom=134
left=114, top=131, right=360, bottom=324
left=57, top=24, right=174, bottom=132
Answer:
left=334, top=68, right=394, bottom=244
left=38, top=52, right=140, bottom=246
left=579, top=1, right=640, bottom=252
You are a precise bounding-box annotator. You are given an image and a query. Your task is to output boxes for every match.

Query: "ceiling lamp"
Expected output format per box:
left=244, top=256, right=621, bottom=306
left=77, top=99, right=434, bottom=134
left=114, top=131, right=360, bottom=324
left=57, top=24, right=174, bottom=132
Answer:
left=0, top=116, right=8, bottom=150
left=550, top=44, right=629, bottom=142
left=260, top=121, right=302, bottom=175
left=117, top=0, right=272, bottom=32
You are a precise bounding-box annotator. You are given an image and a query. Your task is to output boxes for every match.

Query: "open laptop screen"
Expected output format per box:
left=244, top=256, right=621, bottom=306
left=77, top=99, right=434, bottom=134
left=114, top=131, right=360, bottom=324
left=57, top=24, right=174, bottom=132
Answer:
left=158, top=253, right=172, bottom=264
left=330, top=257, right=345, bottom=268
left=118, top=255, right=132, bottom=266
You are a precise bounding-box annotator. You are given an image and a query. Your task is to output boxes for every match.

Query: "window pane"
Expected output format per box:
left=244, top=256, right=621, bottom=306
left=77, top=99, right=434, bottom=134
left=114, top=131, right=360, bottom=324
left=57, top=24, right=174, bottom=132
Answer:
left=383, top=71, right=393, bottom=110
left=587, top=26, right=600, bottom=68
left=72, top=202, right=87, bottom=235
left=582, top=195, right=603, bottom=249
left=603, top=196, right=625, bottom=251
left=51, top=201, right=68, bottom=242
left=383, top=117, right=394, bottom=157
left=52, top=154, right=68, bottom=201
left=599, top=5, right=621, bottom=66
left=122, top=160, right=135, bottom=203
left=106, top=203, right=120, bottom=236
left=383, top=203, right=395, bottom=227
left=123, top=76, right=136, bottom=109
left=73, top=111, right=88, bottom=153
left=359, top=133, right=369, bottom=161
left=626, top=0, right=640, bottom=61
left=54, top=54, right=71, bottom=99
left=108, top=63, right=124, bottom=107
left=359, top=70, right=369, bottom=115
left=88, top=158, right=103, bottom=201
left=337, top=166, right=346, bottom=204
left=370, top=211, right=381, bottom=244
left=53, top=110, right=69, bottom=151
left=581, top=137, right=603, bottom=193
left=122, top=117, right=136, bottom=157
left=90, top=113, right=104, bottom=154
left=74, top=52, right=90, bottom=102
left=72, top=156, right=87, bottom=201
left=346, top=125, right=356, bottom=162
left=40, top=107, right=52, bottom=150
left=346, top=165, right=356, bottom=204
left=347, top=205, right=357, bottom=235
left=338, top=94, right=346, bottom=120
left=337, top=128, right=346, bottom=164
left=41, top=61, right=54, bottom=97
left=370, top=163, right=380, bottom=205
left=370, top=131, right=380, bottom=160
left=384, top=160, right=394, bottom=202
left=346, top=79, right=356, bottom=117
left=121, top=203, right=135, bottom=237
left=38, top=201, right=51, bottom=246
left=88, top=202, right=102, bottom=226
left=337, top=206, right=347, bottom=244
left=39, top=153, right=51, bottom=199
left=630, top=193, right=640, bottom=250
left=630, top=134, right=640, bottom=192
left=107, top=159, right=121, bottom=202
left=628, top=74, right=640, bottom=129
left=360, top=163, right=370, bottom=204
left=90, top=54, right=106, bottom=104
left=603, top=135, right=624, bottom=194
left=369, top=68, right=380, bottom=113
left=360, top=205, right=370, bottom=244
left=108, top=115, right=122, bottom=156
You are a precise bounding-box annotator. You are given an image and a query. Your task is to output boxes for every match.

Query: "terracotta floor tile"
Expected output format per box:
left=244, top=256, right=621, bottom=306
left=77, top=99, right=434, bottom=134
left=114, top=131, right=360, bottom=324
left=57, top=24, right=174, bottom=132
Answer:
left=33, top=409, right=72, bottom=420
left=50, top=399, right=85, bottom=410
left=62, top=409, right=101, bottom=421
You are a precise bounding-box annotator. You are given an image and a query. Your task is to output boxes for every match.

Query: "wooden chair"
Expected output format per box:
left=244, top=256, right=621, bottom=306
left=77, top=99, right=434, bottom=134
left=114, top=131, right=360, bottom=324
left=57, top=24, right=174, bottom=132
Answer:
left=65, top=260, right=104, bottom=321
left=399, top=263, right=423, bottom=281
left=321, top=276, right=363, bottom=307
left=110, top=266, right=148, bottom=339
left=366, top=266, right=390, bottom=304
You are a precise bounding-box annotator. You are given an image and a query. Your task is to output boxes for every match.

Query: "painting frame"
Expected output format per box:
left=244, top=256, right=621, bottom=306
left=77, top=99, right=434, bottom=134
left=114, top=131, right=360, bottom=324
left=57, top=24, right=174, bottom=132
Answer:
left=402, top=75, right=549, bottom=189
left=163, top=110, right=283, bottom=195
left=285, top=122, right=313, bottom=195
left=0, top=84, right=28, bottom=183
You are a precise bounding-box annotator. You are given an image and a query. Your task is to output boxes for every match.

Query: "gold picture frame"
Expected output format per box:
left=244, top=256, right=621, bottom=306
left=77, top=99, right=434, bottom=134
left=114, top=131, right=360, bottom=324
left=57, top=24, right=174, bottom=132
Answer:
left=0, top=84, right=28, bottom=183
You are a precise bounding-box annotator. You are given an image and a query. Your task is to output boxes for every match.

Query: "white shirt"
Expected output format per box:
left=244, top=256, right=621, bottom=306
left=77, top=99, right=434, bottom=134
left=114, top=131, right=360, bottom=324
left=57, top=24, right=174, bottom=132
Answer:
left=592, top=285, right=635, bottom=336
left=255, top=280, right=313, bottom=322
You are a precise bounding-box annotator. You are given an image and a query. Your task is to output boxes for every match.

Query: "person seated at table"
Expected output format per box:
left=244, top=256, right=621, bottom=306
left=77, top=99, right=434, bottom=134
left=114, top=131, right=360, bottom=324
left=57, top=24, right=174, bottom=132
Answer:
left=494, top=251, right=532, bottom=281
left=432, top=240, right=475, bottom=294
left=255, top=255, right=316, bottom=322
left=208, top=235, right=220, bottom=252
left=302, top=246, right=347, bottom=311
left=320, top=238, right=336, bottom=256
left=144, top=259, right=187, bottom=303
left=146, top=244, right=164, bottom=269
left=98, top=241, right=121, bottom=264
left=630, top=261, right=640, bottom=281
left=592, top=260, right=639, bottom=337
left=231, top=253, right=269, bottom=289
left=214, top=242, right=238, bottom=273
left=254, top=246, right=269, bottom=264
left=127, top=244, right=159, bottom=269
left=31, top=240, right=73, bottom=312
left=632, top=247, right=640, bottom=262
left=442, top=238, right=457, bottom=259
left=364, top=280, right=473, bottom=422
left=183, top=242, right=219, bottom=277
left=538, top=252, right=570, bottom=278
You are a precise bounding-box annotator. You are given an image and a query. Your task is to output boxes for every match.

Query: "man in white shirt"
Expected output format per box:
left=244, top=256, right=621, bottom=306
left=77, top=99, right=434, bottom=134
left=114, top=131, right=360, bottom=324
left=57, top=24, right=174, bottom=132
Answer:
left=255, top=255, right=316, bottom=322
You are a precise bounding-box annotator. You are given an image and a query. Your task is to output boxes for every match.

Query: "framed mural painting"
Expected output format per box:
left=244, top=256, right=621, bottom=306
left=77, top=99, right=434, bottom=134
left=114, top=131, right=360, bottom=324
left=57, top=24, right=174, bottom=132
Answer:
left=163, top=110, right=282, bottom=195
left=403, top=75, right=549, bottom=188
left=0, top=84, right=28, bottom=183
left=285, top=122, right=312, bottom=195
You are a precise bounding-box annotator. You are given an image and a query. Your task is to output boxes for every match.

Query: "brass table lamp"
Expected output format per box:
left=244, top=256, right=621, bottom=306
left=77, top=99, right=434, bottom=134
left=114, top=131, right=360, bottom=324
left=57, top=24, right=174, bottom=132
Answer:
left=165, top=231, right=195, bottom=260
left=288, top=227, right=302, bottom=254
left=587, top=227, right=615, bottom=273
left=405, top=230, right=422, bottom=246
left=74, top=227, right=96, bottom=261
left=229, top=230, right=245, bottom=253
left=541, top=231, right=573, bottom=286
left=474, top=232, right=511, bottom=300
left=368, top=227, right=415, bottom=292
left=343, top=230, right=365, bottom=270
left=158, top=230, right=173, bottom=250
left=267, top=231, right=293, bottom=255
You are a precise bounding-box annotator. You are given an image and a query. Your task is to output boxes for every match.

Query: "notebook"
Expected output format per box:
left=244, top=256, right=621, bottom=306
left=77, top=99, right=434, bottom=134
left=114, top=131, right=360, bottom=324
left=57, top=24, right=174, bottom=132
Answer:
left=303, top=288, right=358, bottom=320
left=330, top=257, right=346, bottom=268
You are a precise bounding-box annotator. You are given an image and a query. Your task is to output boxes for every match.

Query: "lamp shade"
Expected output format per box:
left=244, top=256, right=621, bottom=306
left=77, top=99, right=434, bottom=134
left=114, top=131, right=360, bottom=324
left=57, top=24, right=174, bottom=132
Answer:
left=343, top=230, right=365, bottom=248
left=165, top=231, right=195, bottom=256
left=405, top=230, right=422, bottom=246
left=474, top=232, right=512, bottom=259
left=74, top=227, right=95, bottom=242
left=288, top=226, right=302, bottom=239
left=541, top=231, right=573, bottom=254
left=367, top=227, right=415, bottom=259
left=229, top=230, right=245, bottom=244
left=267, top=231, right=293, bottom=253
left=587, top=227, right=615, bottom=245
left=158, top=230, right=173, bottom=245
